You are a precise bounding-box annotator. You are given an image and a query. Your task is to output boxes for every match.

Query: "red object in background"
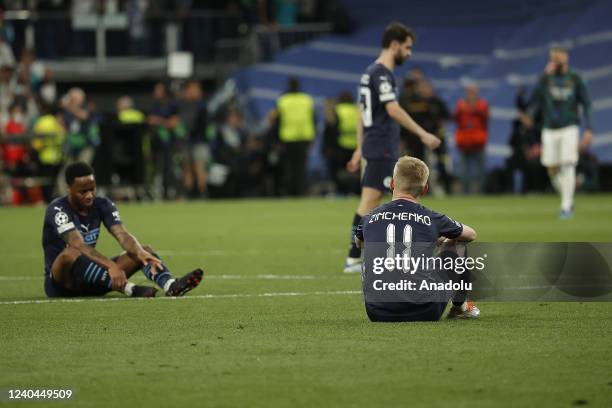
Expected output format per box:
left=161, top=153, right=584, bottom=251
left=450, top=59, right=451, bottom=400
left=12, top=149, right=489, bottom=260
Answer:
left=2, top=120, right=29, bottom=164
left=5, top=120, right=26, bottom=135
left=11, top=186, right=44, bottom=205
left=454, top=99, right=489, bottom=151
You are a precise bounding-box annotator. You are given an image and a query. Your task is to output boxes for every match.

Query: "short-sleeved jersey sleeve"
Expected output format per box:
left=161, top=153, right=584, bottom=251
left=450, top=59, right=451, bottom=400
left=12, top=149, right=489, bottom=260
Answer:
left=431, top=211, right=463, bottom=239
left=99, top=198, right=122, bottom=230
left=46, top=205, right=76, bottom=237
left=372, top=71, right=396, bottom=104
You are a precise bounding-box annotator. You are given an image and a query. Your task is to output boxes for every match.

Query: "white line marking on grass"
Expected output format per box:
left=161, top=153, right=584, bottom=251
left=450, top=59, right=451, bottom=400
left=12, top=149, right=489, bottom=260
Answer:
left=0, top=290, right=362, bottom=306
left=0, top=248, right=345, bottom=260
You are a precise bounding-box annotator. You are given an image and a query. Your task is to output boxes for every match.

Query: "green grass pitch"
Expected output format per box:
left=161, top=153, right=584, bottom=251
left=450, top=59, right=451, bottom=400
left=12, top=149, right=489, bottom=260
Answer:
left=1, top=194, right=611, bottom=407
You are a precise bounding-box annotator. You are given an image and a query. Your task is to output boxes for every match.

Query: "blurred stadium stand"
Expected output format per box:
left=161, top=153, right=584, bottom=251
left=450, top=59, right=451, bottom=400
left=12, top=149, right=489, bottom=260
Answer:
left=232, top=0, right=612, bottom=170
left=2, top=0, right=612, bottom=202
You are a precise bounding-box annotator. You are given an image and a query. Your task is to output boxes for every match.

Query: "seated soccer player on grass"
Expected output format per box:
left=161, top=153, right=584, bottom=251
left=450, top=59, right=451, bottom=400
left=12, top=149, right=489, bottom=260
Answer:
left=355, top=156, right=480, bottom=321
left=42, top=162, right=203, bottom=298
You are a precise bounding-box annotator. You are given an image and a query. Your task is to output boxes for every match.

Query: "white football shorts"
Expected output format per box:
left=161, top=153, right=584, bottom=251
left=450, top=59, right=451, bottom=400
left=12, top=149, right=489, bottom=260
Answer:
left=541, top=125, right=579, bottom=167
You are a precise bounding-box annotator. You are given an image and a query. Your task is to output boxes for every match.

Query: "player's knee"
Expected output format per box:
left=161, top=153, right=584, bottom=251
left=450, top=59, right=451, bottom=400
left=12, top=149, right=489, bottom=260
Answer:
left=59, top=247, right=81, bottom=264
left=547, top=167, right=560, bottom=177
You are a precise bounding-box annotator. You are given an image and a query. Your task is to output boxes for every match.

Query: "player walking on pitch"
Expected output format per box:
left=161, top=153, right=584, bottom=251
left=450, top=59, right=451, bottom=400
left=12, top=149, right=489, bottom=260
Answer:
left=43, top=162, right=203, bottom=298
left=344, top=22, right=441, bottom=273
left=529, top=46, right=593, bottom=219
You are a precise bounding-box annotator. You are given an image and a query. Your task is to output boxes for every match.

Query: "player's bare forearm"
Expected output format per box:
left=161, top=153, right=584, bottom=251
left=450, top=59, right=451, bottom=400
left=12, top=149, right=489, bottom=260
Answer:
left=456, top=224, right=477, bottom=242
left=110, top=225, right=162, bottom=272
left=110, top=225, right=144, bottom=256
left=346, top=115, right=364, bottom=173
left=356, top=114, right=363, bottom=150
left=386, top=102, right=440, bottom=148
left=386, top=102, right=424, bottom=136
left=64, top=230, right=116, bottom=270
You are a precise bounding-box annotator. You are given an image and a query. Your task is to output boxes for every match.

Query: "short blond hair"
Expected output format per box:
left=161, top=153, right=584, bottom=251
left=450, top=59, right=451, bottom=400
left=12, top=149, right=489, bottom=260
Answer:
left=393, top=156, right=429, bottom=197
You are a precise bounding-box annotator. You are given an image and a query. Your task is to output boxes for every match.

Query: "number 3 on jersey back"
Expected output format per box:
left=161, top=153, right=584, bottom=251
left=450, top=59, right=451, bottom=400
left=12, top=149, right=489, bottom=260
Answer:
left=359, top=86, right=373, bottom=127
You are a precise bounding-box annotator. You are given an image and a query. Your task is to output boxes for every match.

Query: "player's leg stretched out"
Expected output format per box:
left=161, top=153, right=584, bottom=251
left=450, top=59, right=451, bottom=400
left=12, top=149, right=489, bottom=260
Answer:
left=117, top=245, right=204, bottom=297
left=48, top=248, right=157, bottom=298
left=48, top=247, right=203, bottom=298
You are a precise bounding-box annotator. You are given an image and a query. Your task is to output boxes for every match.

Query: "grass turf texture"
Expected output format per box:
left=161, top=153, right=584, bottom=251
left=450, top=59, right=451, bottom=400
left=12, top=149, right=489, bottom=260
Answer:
left=1, top=194, right=611, bottom=407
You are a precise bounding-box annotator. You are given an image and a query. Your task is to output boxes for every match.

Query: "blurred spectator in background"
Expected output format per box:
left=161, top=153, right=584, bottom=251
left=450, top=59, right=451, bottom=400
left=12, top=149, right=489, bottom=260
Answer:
left=0, top=8, right=15, bottom=48
left=208, top=108, right=246, bottom=198
left=3, top=99, right=27, bottom=135
left=322, top=91, right=360, bottom=195
left=0, top=30, right=15, bottom=68
left=418, top=80, right=452, bottom=195
left=454, top=84, right=488, bottom=194
left=264, top=106, right=283, bottom=196
left=273, top=76, right=315, bottom=196
left=399, top=73, right=448, bottom=158
left=0, top=63, right=14, bottom=114
left=12, top=48, right=47, bottom=122
left=148, top=81, right=185, bottom=200
left=240, top=131, right=267, bottom=197
left=506, top=88, right=547, bottom=193
left=399, top=76, right=450, bottom=195
left=1, top=99, right=31, bottom=204
left=60, top=87, right=99, bottom=165
left=31, top=101, right=65, bottom=202
left=15, top=48, right=48, bottom=95
left=56, top=87, right=99, bottom=193
left=179, top=79, right=210, bottom=199
left=117, top=95, right=145, bottom=124
left=127, top=0, right=149, bottom=55
left=113, top=95, right=147, bottom=191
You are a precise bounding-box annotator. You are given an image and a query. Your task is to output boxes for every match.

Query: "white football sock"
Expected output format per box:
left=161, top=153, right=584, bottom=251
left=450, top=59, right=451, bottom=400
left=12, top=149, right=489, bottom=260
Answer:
left=123, top=282, right=135, bottom=296
left=551, top=171, right=563, bottom=193
left=163, top=279, right=176, bottom=293
left=560, top=165, right=576, bottom=212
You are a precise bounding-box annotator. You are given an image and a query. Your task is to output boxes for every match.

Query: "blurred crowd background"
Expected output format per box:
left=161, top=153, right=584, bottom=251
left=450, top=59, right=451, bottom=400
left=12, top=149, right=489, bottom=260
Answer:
left=0, top=0, right=610, bottom=204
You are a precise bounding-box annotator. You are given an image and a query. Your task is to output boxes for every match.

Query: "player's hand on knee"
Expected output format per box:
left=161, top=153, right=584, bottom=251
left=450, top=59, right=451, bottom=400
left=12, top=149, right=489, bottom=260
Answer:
left=108, top=264, right=127, bottom=291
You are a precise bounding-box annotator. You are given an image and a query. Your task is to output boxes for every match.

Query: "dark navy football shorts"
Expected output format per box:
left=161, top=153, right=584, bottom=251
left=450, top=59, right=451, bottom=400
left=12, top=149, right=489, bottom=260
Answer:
left=44, top=255, right=113, bottom=298
left=362, top=159, right=395, bottom=192
left=365, top=302, right=449, bottom=322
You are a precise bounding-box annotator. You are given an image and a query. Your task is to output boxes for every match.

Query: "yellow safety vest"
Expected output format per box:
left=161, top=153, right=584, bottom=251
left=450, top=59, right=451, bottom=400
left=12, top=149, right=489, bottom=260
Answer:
left=277, top=92, right=315, bottom=142
left=335, top=102, right=358, bottom=150
left=32, top=115, right=66, bottom=165
left=119, top=108, right=145, bottom=124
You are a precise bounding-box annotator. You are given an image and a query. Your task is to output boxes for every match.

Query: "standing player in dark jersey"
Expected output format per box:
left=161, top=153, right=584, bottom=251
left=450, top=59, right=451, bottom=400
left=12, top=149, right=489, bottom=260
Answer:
left=42, top=162, right=203, bottom=298
left=355, top=156, right=480, bottom=321
left=344, top=22, right=441, bottom=273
